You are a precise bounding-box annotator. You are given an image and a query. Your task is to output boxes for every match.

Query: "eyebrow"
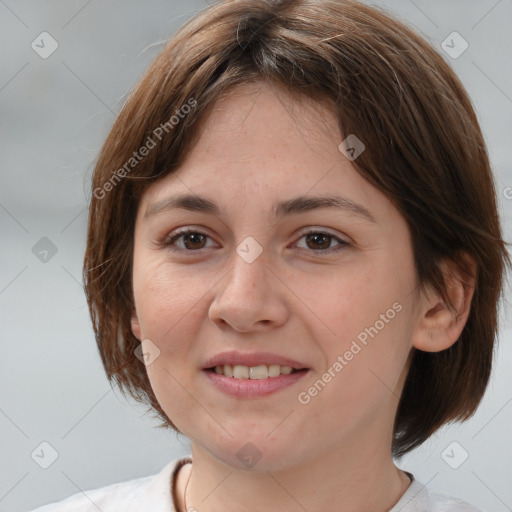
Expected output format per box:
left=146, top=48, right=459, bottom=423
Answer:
left=144, top=193, right=376, bottom=223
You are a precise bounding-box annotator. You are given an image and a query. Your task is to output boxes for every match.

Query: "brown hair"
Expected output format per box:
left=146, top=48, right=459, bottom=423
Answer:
left=83, top=0, right=510, bottom=458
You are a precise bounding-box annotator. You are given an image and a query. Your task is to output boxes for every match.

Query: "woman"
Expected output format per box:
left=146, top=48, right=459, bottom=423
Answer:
left=31, top=0, right=509, bottom=510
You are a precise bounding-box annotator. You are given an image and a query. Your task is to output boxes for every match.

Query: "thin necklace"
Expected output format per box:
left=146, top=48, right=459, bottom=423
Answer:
left=182, top=463, right=192, bottom=512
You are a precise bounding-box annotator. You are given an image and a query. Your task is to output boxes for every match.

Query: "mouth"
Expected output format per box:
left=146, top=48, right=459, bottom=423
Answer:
left=202, top=351, right=310, bottom=398
left=205, top=364, right=307, bottom=379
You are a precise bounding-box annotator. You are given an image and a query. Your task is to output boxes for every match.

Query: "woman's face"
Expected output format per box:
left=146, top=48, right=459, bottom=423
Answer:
left=131, top=82, right=422, bottom=471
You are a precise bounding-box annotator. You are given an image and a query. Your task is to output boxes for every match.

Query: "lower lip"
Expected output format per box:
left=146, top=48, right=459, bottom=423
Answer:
left=203, top=369, right=309, bottom=398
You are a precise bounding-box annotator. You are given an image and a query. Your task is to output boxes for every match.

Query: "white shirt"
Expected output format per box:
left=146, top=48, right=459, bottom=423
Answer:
left=29, top=456, right=484, bottom=512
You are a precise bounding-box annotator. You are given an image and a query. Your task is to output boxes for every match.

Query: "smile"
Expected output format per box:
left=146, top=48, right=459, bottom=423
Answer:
left=203, top=366, right=309, bottom=398
left=207, top=364, right=299, bottom=379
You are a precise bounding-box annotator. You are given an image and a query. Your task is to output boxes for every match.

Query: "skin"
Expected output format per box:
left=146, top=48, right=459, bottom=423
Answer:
left=130, top=81, right=474, bottom=512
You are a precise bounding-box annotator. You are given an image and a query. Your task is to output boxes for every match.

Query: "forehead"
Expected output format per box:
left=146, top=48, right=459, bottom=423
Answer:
left=138, top=82, right=395, bottom=225
left=192, top=82, right=338, bottom=162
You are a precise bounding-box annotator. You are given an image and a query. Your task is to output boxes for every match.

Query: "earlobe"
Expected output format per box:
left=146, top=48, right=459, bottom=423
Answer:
left=131, top=310, right=142, bottom=341
left=412, top=255, right=476, bottom=353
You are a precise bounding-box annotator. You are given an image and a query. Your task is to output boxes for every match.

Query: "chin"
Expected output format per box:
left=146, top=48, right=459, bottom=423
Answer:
left=198, top=432, right=307, bottom=473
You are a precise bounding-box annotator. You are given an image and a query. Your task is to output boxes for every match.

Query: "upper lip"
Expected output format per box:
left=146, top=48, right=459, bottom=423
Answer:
left=203, top=351, right=309, bottom=370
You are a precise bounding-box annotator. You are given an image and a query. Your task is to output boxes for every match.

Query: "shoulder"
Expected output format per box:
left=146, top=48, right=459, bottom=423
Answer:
left=390, top=475, right=486, bottom=512
left=27, top=456, right=191, bottom=512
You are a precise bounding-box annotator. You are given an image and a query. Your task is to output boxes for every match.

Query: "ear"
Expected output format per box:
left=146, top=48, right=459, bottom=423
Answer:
left=412, top=254, right=476, bottom=352
left=131, top=309, right=142, bottom=341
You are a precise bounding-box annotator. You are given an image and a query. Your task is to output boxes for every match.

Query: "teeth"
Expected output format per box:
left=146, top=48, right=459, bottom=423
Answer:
left=268, top=364, right=280, bottom=378
left=233, top=365, right=249, bottom=379
left=213, top=364, right=297, bottom=379
left=249, top=365, right=269, bottom=379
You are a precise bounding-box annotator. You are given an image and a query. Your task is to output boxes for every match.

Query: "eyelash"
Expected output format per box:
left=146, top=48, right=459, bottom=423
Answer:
left=161, top=228, right=350, bottom=255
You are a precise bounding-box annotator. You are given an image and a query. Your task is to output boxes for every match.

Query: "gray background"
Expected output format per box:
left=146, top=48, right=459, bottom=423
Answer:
left=1, top=1, right=511, bottom=511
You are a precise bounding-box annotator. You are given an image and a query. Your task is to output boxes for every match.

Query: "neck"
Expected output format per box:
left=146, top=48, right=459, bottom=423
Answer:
left=180, top=431, right=410, bottom=512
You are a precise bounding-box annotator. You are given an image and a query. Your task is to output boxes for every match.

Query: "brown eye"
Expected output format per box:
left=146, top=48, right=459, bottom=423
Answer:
left=295, top=230, right=349, bottom=254
left=180, top=232, right=207, bottom=250
left=163, top=229, right=214, bottom=252
left=305, top=232, right=332, bottom=250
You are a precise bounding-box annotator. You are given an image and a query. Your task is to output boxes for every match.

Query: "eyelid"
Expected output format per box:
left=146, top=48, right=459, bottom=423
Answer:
left=161, top=225, right=351, bottom=255
left=162, top=227, right=219, bottom=251
left=296, top=227, right=348, bottom=241
left=293, top=228, right=350, bottom=252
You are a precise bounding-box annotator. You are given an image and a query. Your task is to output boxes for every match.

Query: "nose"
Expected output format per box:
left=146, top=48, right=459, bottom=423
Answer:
left=208, top=246, right=289, bottom=333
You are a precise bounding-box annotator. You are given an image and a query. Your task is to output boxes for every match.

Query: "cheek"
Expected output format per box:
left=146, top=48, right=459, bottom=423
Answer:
left=133, top=258, right=201, bottom=333
left=314, top=261, right=406, bottom=346
left=133, top=262, right=207, bottom=428
left=299, top=309, right=413, bottom=439
left=309, top=254, right=414, bottom=396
